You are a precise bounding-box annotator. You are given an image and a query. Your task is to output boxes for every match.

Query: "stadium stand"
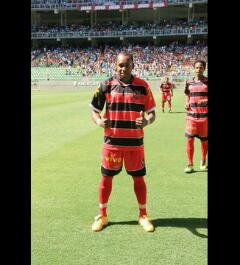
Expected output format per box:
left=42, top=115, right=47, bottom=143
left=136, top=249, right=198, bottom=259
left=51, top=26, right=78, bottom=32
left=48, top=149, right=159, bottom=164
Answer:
left=31, top=0, right=207, bottom=88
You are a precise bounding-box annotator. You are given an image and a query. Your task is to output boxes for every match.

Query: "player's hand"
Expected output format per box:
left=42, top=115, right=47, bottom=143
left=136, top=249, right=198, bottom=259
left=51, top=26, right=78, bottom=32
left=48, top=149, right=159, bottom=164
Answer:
left=97, top=118, right=110, bottom=128
left=185, top=103, right=190, bottom=111
left=136, top=111, right=146, bottom=129
left=198, top=99, right=208, bottom=106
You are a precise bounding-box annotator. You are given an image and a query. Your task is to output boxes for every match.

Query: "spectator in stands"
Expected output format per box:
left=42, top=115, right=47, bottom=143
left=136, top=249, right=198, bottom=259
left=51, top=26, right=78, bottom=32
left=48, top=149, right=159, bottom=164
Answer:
left=90, top=51, right=156, bottom=232
left=31, top=42, right=208, bottom=78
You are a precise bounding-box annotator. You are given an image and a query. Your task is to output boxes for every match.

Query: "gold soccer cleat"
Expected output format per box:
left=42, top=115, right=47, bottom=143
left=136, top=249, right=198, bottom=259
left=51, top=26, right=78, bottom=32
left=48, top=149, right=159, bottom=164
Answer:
left=92, top=215, right=108, bottom=232
left=184, top=165, right=194, bottom=173
left=200, top=160, right=208, bottom=171
left=138, top=215, right=155, bottom=232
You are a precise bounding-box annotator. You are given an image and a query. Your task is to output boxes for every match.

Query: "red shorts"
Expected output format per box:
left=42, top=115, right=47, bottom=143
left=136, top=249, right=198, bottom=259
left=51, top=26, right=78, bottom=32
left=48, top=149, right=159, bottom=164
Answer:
left=162, top=92, right=171, bottom=102
left=101, top=148, right=146, bottom=177
left=185, top=118, right=208, bottom=140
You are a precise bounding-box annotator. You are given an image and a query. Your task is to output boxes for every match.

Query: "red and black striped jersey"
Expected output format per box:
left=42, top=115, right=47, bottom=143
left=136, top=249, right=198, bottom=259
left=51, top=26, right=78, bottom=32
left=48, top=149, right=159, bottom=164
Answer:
left=185, top=76, right=208, bottom=121
left=161, top=82, right=172, bottom=92
left=90, top=75, right=156, bottom=150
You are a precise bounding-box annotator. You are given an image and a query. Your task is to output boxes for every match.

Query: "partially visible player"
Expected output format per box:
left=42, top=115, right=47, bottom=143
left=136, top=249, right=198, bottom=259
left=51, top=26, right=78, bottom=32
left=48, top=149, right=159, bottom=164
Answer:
left=90, top=51, right=156, bottom=232
left=160, top=76, right=173, bottom=112
left=184, top=60, right=208, bottom=173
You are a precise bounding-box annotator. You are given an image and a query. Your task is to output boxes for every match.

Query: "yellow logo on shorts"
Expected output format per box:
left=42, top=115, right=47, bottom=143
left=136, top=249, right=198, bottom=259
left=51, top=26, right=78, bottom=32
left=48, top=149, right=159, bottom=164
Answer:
left=187, top=125, right=196, bottom=132
left=105, top=156, right=122, bottom=163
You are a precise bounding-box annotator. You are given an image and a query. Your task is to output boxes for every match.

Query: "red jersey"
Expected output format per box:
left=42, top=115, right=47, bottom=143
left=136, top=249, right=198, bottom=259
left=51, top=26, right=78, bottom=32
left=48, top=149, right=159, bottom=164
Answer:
left=90, top=75, right=156, bottom=151
left=185, top=76, right=208, bottom=121
left=161, top=82, right=172, bottom=93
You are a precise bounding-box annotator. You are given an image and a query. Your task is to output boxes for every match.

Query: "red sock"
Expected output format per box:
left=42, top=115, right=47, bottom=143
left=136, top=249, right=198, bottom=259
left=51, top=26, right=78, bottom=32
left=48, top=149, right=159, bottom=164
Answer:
left=162, top=101, right=165, bottom=110
left=98, top=176, right=113, bottom=216
left=133, top=176, right=147, bottom=216
left=201, top=140, right=208, bottom=161
left=187, top=137, right=194, bottom=165
left=168, top=100, right=171, bottom=109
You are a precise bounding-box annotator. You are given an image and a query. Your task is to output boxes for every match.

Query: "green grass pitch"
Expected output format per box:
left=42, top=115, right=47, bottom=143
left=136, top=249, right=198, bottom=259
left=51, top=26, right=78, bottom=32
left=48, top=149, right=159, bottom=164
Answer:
left=31, top=88, right=207, bottom=265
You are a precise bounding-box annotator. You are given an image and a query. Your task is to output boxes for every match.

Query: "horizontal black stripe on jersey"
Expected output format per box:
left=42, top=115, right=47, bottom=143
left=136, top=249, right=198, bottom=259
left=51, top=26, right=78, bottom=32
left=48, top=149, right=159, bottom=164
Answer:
left=107, top=102, right=145, bottom=112
left=108, top=85, right=147, bottom=95
left=104, top=136, right=143, bottom=146
left=101, top=166, right=122, bottom=177
left=126, top=167, right=146, bottom=176
left=187, top=112, right=208, bottom=118
left=190, top=102, right=208, bottom=107
left=110, top=120, right=137, bottom=129
left=190, top=92, right=208, bottom=97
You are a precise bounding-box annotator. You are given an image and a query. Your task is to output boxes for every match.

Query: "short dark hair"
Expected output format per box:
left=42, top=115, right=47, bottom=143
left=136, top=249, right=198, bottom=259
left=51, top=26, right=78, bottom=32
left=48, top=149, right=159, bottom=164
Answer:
left=117, top=51, right=134, bottom=63
left=194, top=60, right=206, bottom=69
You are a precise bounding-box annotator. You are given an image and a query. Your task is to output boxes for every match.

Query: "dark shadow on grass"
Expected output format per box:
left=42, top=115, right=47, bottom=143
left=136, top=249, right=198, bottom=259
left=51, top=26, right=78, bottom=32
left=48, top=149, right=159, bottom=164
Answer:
left=108, top=220, right=138, bottom=226
left=186, top=170, right=208, bottom=174
left=108, top=218, right=207, bottom=238
left=168, top=111, right=186, bottom=114
left=152, top=218, right=208, bottom=238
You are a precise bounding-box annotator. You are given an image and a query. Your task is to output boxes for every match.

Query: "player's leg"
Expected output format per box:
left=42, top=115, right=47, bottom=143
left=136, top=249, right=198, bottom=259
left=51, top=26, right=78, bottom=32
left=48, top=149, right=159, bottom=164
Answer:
left=200, top=140, right=208, bottom=170
left=162, top=94, right=166, bottom=112
left=184, top=119, right=196, bottom=173
left=132, top=176, right=147, bottom=216
left=92, top=149, right=123, bottom=231
left=186, top=137, right=194, bottom=168
left=98, top=175, right=113, bottom=217
left=167, top=96, right=172, bottom=112
left=199, top=119, right=208, bottom=170
left=125, top=150, right=154, bottom=232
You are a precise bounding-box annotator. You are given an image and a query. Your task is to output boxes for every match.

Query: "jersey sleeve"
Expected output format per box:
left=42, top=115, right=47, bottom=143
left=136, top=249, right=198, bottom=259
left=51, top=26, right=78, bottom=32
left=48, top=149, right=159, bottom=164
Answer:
left=145, top=84, right=156, bottom=113
left=90, top=83, right=106, bottom=113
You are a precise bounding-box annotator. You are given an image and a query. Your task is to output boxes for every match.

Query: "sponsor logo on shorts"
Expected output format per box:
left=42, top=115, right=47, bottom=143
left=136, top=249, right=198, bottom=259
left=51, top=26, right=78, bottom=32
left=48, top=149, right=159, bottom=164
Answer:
left=105, top=156, right=122, bottom=163
left=187, top=125, right=192, bottom=130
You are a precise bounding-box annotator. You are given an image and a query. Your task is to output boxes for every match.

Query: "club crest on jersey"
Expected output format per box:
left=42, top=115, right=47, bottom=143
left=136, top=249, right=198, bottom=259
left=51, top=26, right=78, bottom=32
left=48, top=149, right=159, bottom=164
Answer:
left=133, top=90, right=141, bottom=99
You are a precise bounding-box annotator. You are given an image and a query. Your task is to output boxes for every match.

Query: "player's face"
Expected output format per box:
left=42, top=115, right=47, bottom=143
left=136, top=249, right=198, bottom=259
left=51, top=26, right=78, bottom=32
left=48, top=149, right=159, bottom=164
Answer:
left=194, top=62, right=205, bottom=77
left=116, top=55, right=133, bottom=83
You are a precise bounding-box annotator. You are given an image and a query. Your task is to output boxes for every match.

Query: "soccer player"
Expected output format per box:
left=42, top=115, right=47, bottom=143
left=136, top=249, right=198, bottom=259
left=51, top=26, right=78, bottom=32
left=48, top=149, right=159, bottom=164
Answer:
left=184, top=60, right=208, bottom=173
left=90, top=51, right=156, bottom=232
left=160, top=76, right=173, bottom=112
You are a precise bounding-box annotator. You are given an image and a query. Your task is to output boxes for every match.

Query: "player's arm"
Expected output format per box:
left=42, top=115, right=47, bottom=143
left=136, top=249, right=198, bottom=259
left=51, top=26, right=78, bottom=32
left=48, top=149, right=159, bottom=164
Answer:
left=92, top=110, right=109, bottom=128
left=170, top=83, right=173, bottom=96
left=135, top=110, right=156, bottom=128
left=145, top=110, right=156, bottom=126
left=185, top=96, right=190, bottom=110
left=136, top=83, right=156, bottom=128
left=160, top=84, right=163, bottom=93
left=90, top=83, right=109, bottom=128
left=184, top=81, right=190, bottom=110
